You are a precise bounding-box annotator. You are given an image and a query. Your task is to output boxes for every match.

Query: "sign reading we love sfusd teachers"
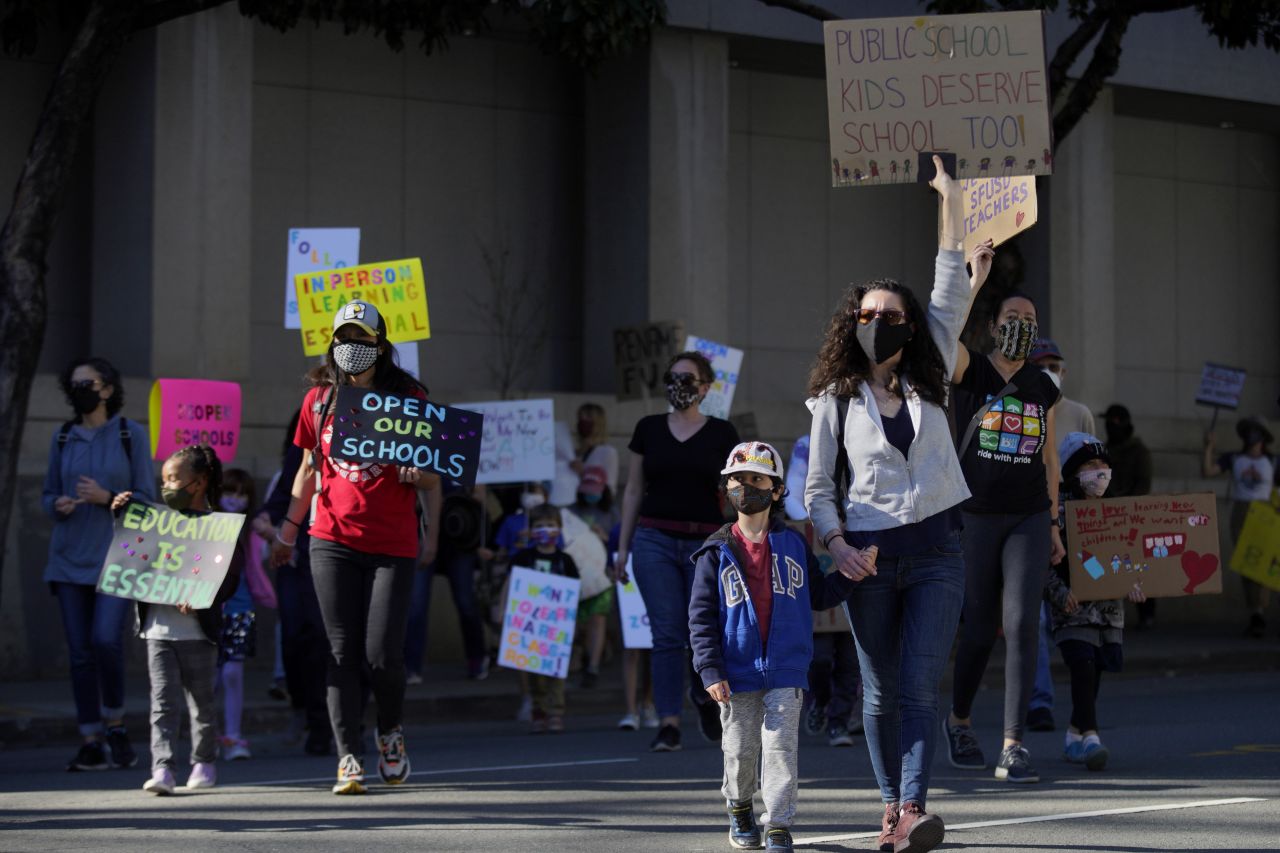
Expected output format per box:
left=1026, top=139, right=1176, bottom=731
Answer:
left=295, top=258, right=431, bottom=356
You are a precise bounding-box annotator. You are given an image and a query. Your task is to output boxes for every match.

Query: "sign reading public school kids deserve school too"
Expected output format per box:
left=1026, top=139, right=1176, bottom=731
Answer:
left=294, top=258, right=431, bottom=356
left=97, top=501, right=245, bottom=609
left=329, top=386, right=485, bottom=487
left=823, top=11, right=1052, bottom=187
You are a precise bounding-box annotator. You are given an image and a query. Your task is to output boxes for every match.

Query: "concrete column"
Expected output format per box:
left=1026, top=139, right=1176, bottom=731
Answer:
left=1049, top=87, right=1115, bottom=410
left=150, top=6, right=253, bottom=380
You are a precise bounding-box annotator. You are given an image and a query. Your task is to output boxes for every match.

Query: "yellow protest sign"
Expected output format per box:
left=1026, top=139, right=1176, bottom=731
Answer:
left=294, top=258, right=431, bottom=356
left=962, top=176, right=1037, bottom=255
left=1230, top=500, right=1280, bottom=593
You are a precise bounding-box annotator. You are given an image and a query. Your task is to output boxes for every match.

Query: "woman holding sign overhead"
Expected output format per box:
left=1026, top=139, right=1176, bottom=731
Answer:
left=269, top=300, right=442, bottom=795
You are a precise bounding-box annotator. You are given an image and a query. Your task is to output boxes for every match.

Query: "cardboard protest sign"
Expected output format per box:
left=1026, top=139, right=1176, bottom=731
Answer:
left=1064, top=493, right=1222, bottom=602
left=149, top=379, right=241, bottom=462
left=498, top=566, right=580, bottom=678
left=685, top=335, right=744, bottom=420
left=823, top=11, right=1052, bottom=187
left=329, top=386, right=484, bottom=487
left=1196, top=362, right=1247, bottom=409
left=1230, top=499, right=1280, bottom=593
left=961, top=176, right=1037, bottom=254
left=295, top=258, right=431, bottom=356
left=284, top=228, right=360, bottom=329
left=460, top=399, right=555, bottom=485
left=614, top=321, right=685, bottom=401
left=97, top=501, right=244, bottom=609
left=617, top=563, right=653, bottom=649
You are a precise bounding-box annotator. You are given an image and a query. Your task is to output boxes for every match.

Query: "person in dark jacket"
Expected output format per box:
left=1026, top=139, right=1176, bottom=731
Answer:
left=689, top=442, right=855, bottom=853
left=1101, top=404, right=1155, bottom=629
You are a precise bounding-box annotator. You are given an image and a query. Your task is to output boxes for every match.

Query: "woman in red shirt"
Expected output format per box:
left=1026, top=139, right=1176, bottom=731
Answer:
left=271, top=301, right=441, bottom=795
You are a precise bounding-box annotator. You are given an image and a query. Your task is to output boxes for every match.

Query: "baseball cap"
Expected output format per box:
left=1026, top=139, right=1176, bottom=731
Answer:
left=1058, top=432, right=1110, bottom=480
left=579, top=465, right=608, bottom=495
left=721, top=441, right=785, bottom=481
left=1029, top=338, right=1062, bottom=363
left=332, top=300, right=384, bottom=337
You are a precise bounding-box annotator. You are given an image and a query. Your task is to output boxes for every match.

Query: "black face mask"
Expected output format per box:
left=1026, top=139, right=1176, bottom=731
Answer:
left=70, top=386, right=103, bottom=415
left=856, top=318, right=913, bottom=365
left=726, top=484, right=774, bottom=516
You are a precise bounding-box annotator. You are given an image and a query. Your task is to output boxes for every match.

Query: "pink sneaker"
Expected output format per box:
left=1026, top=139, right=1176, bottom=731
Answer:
left=142, top=768, right=175, bottom=795
left=185, top=762, right=217, bottom=789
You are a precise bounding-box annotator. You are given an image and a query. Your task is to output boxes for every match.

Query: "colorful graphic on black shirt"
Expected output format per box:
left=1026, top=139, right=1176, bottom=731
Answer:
left=977, top=396, right=1045, bottom=459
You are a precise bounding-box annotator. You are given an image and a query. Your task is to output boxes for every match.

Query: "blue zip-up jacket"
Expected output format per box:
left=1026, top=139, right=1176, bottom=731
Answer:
left=42, top=416, right=155, bottom=586
left=689, top=519, right=855, bottom=694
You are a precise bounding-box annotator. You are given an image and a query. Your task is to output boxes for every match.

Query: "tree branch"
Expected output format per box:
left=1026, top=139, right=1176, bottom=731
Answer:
left=134, top=0, right=233, bottom=32
left=756, top=0, right=841, bottom=22
left=1047, top=6, right=1109, bottom=104
left=1052, top=9, right=1132, bottom=143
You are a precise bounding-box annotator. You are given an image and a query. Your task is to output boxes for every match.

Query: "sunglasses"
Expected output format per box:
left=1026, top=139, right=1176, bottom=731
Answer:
left=69, top=379, right=103, bottom=391
left=856, top=308, right=908, bottom=326
left=663, top=371, right=701, bottom=386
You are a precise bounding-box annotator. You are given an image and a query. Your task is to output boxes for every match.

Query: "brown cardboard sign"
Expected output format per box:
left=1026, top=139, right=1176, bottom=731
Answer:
left=613, top=321, right=685, bottom=402
left=961, top=176, right=1037, bottom=254
left=1065, top=493, right=1222, bottom=602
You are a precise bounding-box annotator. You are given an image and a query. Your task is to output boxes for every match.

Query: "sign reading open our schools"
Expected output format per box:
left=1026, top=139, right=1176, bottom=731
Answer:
left=97, top=501, right=245, bottom=609
left=294, top=258, right=431, bottom=356
left=328, top=386, right=484, bottom=487
left=499, top=566, right=580, bottom=678
left=148, top=379, right=241, bottom=462
left=284, top=228, right=360, bottom=329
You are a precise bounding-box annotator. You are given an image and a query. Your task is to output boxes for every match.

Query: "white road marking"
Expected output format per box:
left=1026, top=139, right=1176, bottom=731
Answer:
left=795, top=796, right=1268, bottom=846
left=221, top=757, right=640, bottom=789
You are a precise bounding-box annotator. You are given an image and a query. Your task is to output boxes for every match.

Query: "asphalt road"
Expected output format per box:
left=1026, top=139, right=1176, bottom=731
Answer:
left=1, top=670, right=1277, bottom=852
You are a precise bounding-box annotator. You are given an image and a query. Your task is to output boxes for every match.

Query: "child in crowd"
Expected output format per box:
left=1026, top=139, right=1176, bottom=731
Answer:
left=216, top=469, right=275, bottom=761
left=689, top=442, right=855, bottom=852
left=509, top=504, right=580, bottom=734
left=112, top=445, right=242, bottom=795
left=492, top=482, right=554, bottom=559
left=1044, top=433, right=1146, bottom=771
left=573, top=466, right=617, bottom=687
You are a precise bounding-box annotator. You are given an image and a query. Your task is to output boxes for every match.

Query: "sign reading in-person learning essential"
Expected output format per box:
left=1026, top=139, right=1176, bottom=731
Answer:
left=1195, top=362, right=1247, bottom=410
left=1065, top=493, right=1222, bottom=602
left=96, top=501, right=245, bottom=609
left=329, top=386, right=484, bottom=487
left=614, top=321, right=685, bottom=401
left=459, top=399, right=556, bottom=485
left=295, top=258, right=431, bottom=356
left=1230, top=500, right=1280, bottom=593
left=284, top=228, right=360, bottom=329
left=823, top=11, right=1052, bottom=187
left=684, top=335, right=744, bottom=420
left=499, top=566, right=580, bottom=678
left=617, top=566, right=653, bottom=649
left=148, top=379, right=241, bottom=462
left=961, top=176, right=1038, bottom=254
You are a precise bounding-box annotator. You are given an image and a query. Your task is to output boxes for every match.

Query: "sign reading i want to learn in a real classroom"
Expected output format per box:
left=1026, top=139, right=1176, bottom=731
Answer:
left=295, top=258, right=431, bottom=356
left=499, top=566, right=580, bottom=679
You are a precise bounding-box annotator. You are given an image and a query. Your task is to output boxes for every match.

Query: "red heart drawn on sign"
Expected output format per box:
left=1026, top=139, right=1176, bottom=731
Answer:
left=1180, top=550, right=1219, bottom=594
left=1016, top=211, right=1026, bottom=228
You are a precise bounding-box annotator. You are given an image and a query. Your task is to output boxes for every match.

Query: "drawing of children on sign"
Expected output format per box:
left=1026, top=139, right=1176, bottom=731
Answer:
left=869, top=160, right=880, bottom=183
left=1111, top=555, right=1121, bottom=574
left=889, top=160, right=898, bottom=182
left=979, top=157, right=990, bottom=176
left=1043, top=148, right=1053, bottom=169
left=958, top=158, right=967, bottom=176
left=842, top=167, right=851, bottom=184
left=1025, top=158, right=1037, bottom=172
left=832, top=158, right=841, bottom=183
left=902, top=159, right=911, bottom=180
left=1002, top=155, right=1016, bottom=175
left=853, top=168, right=863, bottom=182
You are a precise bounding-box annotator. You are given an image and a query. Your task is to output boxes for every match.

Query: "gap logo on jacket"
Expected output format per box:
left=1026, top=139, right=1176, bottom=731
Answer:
left=689, top=520, right=854, bottom=695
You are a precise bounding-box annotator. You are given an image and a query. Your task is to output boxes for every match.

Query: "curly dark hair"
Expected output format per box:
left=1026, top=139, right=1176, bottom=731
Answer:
left=59, top=357, right=124, bottom=421
left=806, top=279, right=949, bottom=407
left=168, top=444, right=224, bottom=507
left=666, top=350, right=715, bottom=385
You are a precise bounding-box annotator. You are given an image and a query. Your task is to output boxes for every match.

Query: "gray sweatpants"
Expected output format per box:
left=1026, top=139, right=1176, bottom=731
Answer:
left=147, top=639, right=218, bottom=771
left=720, top=687, right=803, bottom=829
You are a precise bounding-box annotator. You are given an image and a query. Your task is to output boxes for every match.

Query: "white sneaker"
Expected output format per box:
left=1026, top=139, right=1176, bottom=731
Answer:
left=185, top=762, right=217, bottom=789
left=617, top=713, right=640, bottom=731
left=219, top=736, right=251, bottom=761
left=142, top=768, right=175, bottom=795
left=516, top=695, right=533, bottom=723
left=333, top=753, right=366, bottom=795
left=641, top=705, right=660, bottom=729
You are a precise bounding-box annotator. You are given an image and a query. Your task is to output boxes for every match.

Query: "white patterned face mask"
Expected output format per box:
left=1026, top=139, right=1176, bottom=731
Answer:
left=333, top=341, right=378, bottom=375
left=1078, top=467, right=1112, bottom=497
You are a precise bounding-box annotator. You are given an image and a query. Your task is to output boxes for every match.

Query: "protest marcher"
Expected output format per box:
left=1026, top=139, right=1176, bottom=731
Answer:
left=571, top=466, right=617, bottom=686
left=616, top=351, right=740, bottom=752
left=947, top=281, right=1063, bottom=785
left=1203, top=416, right=1277, bottom=637
left=572, top=402, right=619, bottom=492
left=690, top=441, right=856, bottom=853
left=1102, top=405, right=1155, bottom=628
left=42, top=356, right=155, bottom=772
left=806, top=157, right=988, bottom=852
left=1044, top=433, right=1147, bottom=770
left=111, top=445, right=243, bottom=794
left=269, top=300, right=443, bottom=795
left=1030, top=339, right=1095, bottom=442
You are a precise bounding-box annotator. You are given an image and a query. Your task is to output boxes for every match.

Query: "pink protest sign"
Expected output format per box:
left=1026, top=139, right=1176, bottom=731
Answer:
left=148, top=379, right=241, bottom=462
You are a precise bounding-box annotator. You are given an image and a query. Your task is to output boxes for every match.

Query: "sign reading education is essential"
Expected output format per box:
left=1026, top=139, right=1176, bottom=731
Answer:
left=499, top=566, right=580, bottom=678
left=1065, top=493, right=1222, bottom=602
left=961, top=176, right=1037, bottom=254
left=328, top=386, right=485, bottom=487
left=294, top=258, right=431, bottom=356
left=617, top=566, right=653, bottom=649
left=614, top=321, right=685, bottom=401
left=823, top=11, right=1052, bottom=187
left=149, top=379, right=241, bottom=462
left=684, top=335, right=744, bottom=420
left=284, top=228, right=360, bottom=329
left=458, top=399, right=555, bottom=485
left=1230, top=499, right=1280, bottom=593
left=97, top=501, right=245, bottom=609
left=1196, top=362, right=1247, bottom=410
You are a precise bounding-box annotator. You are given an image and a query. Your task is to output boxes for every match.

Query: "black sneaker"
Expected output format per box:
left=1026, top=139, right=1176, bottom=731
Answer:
left=649, top=724, right=681, bottom=752
left=728, top=800, right=762, bottom=849
left=105, top=726, right=137, bottom=768
left=764, top=827, right=793, bottom=852
left=67, top=740, right=109, bottom=771
left=696, top=698, right=722, bottom=742
left=827, top=724, right=855, bottom=747
left=943, top=718, right=985, bottom=769
left=994, top=744, right=1039, bottom=783
left=1026, top=706, right=1056, bottom=732
left=1245, top=613, right=1266, bottom=638
left=581, top=670, right=599, bottom=689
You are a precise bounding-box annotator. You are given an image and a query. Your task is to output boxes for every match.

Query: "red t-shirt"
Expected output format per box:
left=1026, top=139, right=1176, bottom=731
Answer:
left=293, top=385, right=421, bottom=559
left=731, top=524, right=773, bottom=648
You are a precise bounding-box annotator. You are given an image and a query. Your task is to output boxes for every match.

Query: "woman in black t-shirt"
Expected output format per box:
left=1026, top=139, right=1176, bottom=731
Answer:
left=944, top=291, right=1062, bottom=785
left=616, top=351, right=740, bottom=753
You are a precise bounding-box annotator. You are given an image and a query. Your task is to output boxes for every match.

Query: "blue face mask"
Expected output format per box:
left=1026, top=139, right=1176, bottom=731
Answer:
left=580, top=493, right=602, bottom=506
left=531, top=526, right=559, bottom=547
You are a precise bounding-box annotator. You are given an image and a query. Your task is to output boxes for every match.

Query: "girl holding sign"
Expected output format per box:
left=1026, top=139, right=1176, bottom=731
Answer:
left=270, top=300, right=442, bottom=795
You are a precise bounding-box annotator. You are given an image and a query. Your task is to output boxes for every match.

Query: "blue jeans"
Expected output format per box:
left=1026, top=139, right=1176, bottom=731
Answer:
left=404, top=550, right=486, bottom=675
left=845, top=531, right=965, bottom=807
left=1029, top=601, right=1055, bottom=712
left=630, top=526, right=706, bottom=720
left=53, top=582, right=133, bottom=736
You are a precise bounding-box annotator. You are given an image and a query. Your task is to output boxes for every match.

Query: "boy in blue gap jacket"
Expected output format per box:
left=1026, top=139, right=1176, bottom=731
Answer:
left=689, top=441, right=856, bottom=853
